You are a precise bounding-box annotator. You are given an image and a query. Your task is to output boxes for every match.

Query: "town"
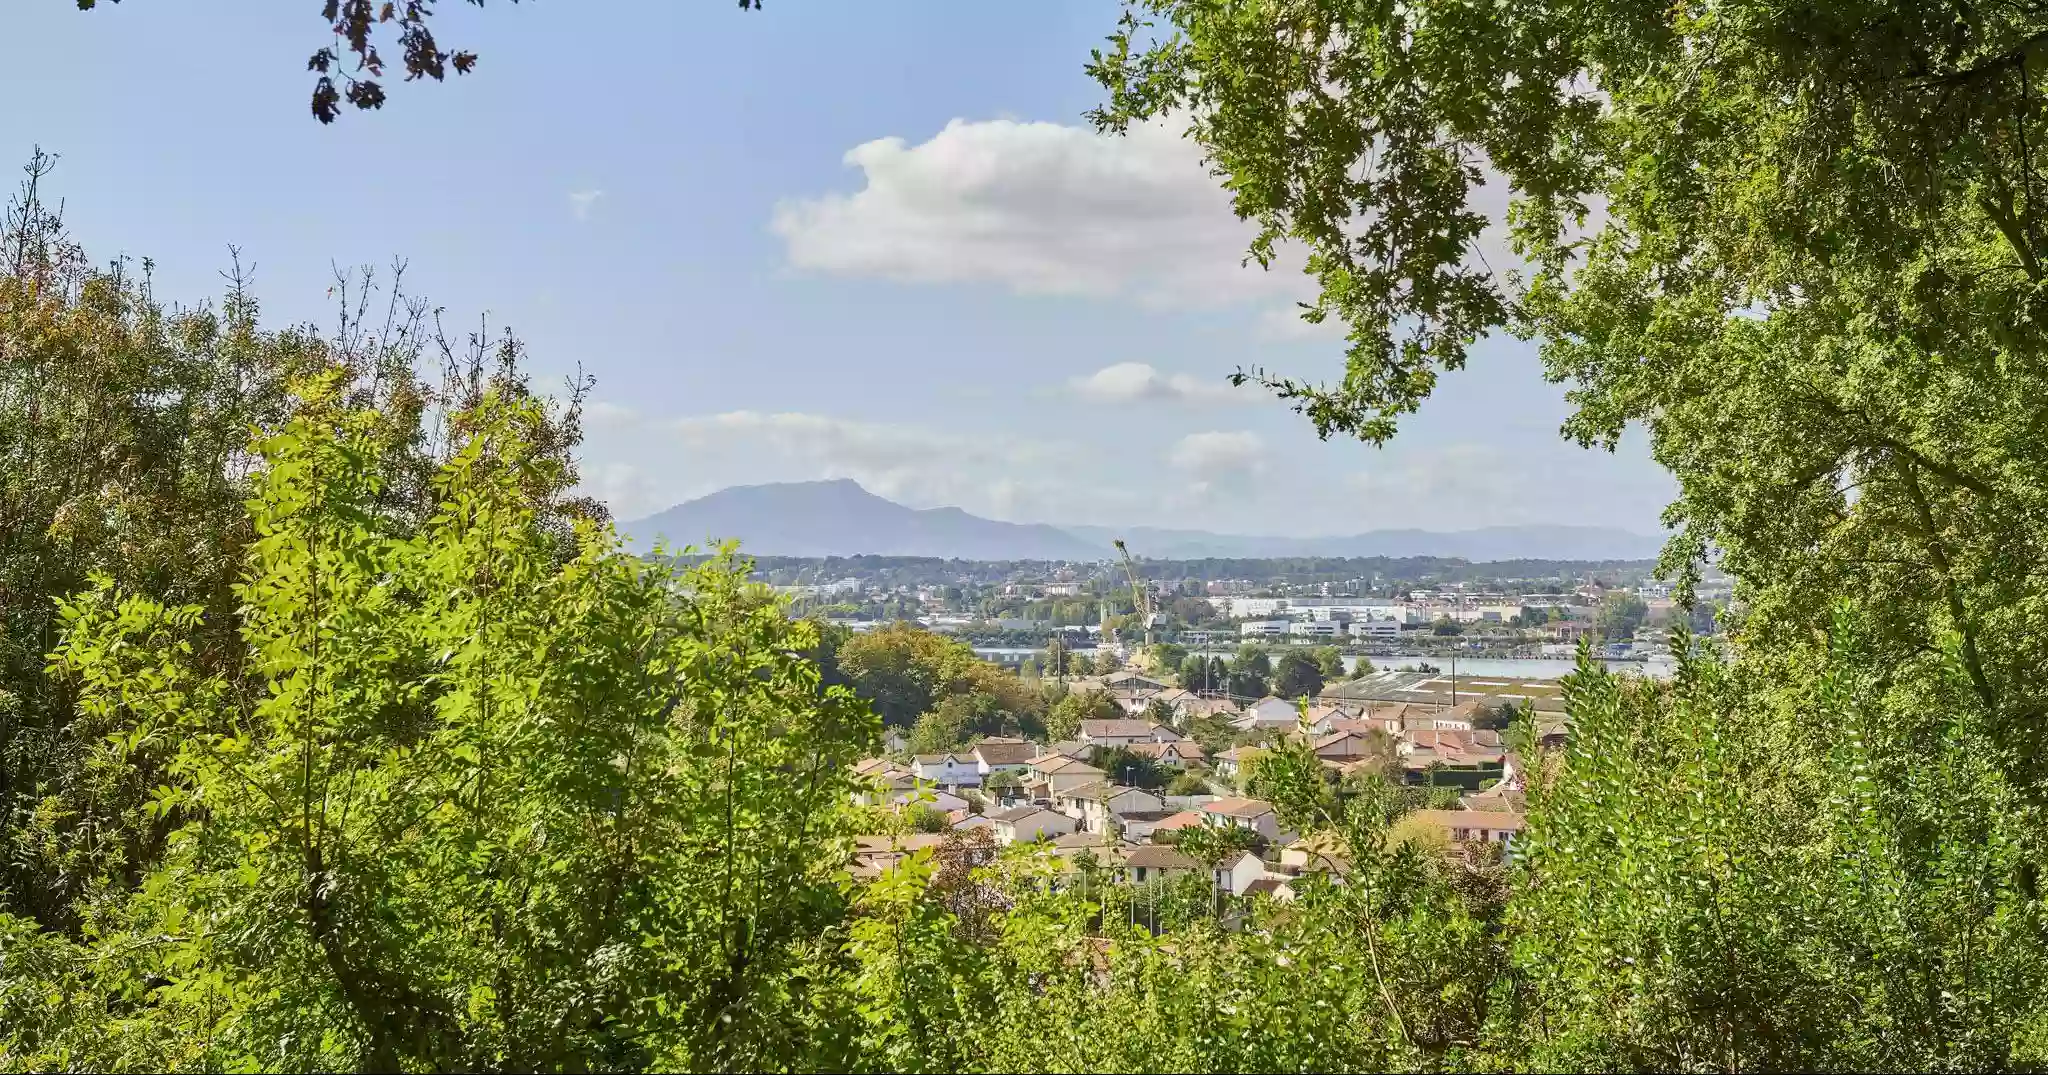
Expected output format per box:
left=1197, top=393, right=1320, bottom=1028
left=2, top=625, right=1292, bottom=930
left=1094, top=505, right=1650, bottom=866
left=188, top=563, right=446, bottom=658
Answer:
left=827, top=566, right=1607, bottom=918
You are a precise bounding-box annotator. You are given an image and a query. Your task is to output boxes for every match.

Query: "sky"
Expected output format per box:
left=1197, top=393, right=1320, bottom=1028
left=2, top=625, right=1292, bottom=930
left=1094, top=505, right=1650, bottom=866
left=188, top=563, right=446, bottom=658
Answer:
left=3, top=0, right=1674, bottom=537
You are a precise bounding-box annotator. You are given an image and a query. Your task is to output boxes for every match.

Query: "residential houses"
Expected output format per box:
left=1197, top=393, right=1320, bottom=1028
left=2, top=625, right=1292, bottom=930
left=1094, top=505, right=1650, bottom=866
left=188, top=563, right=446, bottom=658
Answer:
left=1127, top=739, right=1207, bottom=768
left=1078, top=719, right=1183, bottom=748
left=1121, top=844, right=1206, bottom=886
left=973, top=737, right=1038, bottom=778
left=911, top=752, right=982, bottom=787
left=1408, top=808, right=1526, bottom=846
left=1214, top=850, right=1272, bottom=897
left=1024, top=754, right=1108, bottom=798
left=1236, top=696, right=1304, bottom=732
left=1200, top=797, right=1284, bottom=842
left=1145, top=810, right=1207, bottom=841
left=991, top=804, right=1079, bottom=845
left=1214, top=745, right=1259, bottom=782
left=1055, top=782, right=1168, bottom=835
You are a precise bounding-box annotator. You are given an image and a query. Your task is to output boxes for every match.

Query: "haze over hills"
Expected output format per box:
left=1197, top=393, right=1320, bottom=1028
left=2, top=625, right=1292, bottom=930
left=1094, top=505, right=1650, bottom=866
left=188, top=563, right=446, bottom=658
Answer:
left=1057, top=524, right=1666, bottom=562
left=624, top=480, right=1665, bottom=562
left=625, top=479, right=1106, bottom=561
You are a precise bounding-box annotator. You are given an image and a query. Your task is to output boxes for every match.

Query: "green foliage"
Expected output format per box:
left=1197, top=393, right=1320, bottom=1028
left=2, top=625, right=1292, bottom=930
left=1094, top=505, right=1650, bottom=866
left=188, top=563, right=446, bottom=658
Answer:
left=3, top=383, right=875, bottom=1071
left=1045, top=689, right=1120, bottom=742
left=1164, top=770, right=1210, bottom=797
left=1596, top=591, right=1650, bottom=642
left=1169, top=821, right=1262, bottom=866
left=0, top=163, right=601, bottom=931
left=1313, top=645, right=1347, bottom=680
left=1505, top=627, right=2048, bottom=1071
left=1473, top=701, right=1517, bottom=733
left=839, top=623, right=1040, bottom=736
left=1178, top=652, right=1227, bottom=692
left=1088, top=746, right=1168, bottom=791
left=1272, top=651, right=1325, bottom=699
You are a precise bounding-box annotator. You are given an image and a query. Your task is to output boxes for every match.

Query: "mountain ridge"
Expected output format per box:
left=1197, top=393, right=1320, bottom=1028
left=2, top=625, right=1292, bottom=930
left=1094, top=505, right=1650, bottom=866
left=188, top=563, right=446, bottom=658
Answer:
left=623, top=480, right=1663, bottom=562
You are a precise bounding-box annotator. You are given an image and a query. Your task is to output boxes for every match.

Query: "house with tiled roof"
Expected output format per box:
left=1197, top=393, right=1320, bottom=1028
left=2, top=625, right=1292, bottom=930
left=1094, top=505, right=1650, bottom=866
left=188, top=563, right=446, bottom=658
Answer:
left=1121, top=843, right=1204, bottom=886
left=911, top=752, right=981, bottom=787
left=1127, top=739, right=1208, bottom=767
left=1236, top=696, right=1303, bottom=731
left=1175, top=695, right=1242, bottom=723
left=1200, top=797, right=1282, bottom=840
left=1310, top=729, right=1384, bottom=762
left=849, top=759, right=917, bottom=806
left=1078, top=719, right=1183, bottom=748
left=1024, top=754, right=1107, bottom=798
left=1214, top=745, right=1261, bottom=781
left=1145, top=810, right=1207, bottom=842
left=972, top=738, right=1039, bottom=777
left=1408, top=808, right=1526, bottom=846
left=990, top=804, right=1078, bottom=845
left=1054, top=781, right=1167, bottom=835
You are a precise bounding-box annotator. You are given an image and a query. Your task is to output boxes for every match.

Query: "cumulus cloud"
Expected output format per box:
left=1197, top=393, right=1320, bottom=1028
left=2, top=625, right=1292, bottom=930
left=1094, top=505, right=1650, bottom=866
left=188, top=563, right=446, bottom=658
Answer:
left=1070, top=362, right=1245, bottom=404
left=771, top=118, right=1298, bottom=308
left=568, top=189, right=604, bottom=220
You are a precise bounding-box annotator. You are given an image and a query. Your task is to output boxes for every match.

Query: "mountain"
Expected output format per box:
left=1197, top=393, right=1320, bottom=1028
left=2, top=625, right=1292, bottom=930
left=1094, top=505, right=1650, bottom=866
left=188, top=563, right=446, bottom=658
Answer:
left=624, top=479, right=1106, bottom=560
left=624, top=480, right=1664, bottom=562
left=1059, top=524, right=1664, bottom=562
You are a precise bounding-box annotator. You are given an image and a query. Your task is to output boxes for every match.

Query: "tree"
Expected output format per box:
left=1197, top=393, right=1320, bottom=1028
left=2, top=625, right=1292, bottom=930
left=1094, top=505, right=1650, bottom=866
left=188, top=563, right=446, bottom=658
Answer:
left=1090, top=746, right=1168, bottom=791
left=5, top=386, right=874, bottom=1070
left=1166, top=822, right=1263, bottom=867
left=1226, top=667, right=1269, bottom=701
left=1272, top=651, right=1325, bottom=700
left=1045, top=689, right=1120, bottom=742
left=1091, top=0, right=2048, bottom=801
left=0, top=159, right=602, bottom=930
left=1042, top=636, right=1070, bottom=677
left=76, top=1, right=764, bottom=124
left=1473, top=700, right=1518, bottom=733
left=1177, top=653, right=1212, bottom=690
left=1596, top=592, right=1649, bottom=642
left=1150, top=642, right=1188, bottom=672
left=1164, top=771, right=1210, bottom=797
left=1432, top=618, right=1464, bottom=637
left=1232, top=643, right=1272, bottom=678
left=1313, top=646, right=1347, bottom=680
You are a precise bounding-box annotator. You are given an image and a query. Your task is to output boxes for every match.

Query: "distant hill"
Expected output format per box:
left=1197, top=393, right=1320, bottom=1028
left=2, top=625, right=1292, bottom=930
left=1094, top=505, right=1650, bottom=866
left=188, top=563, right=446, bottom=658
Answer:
left=623, top=479, right=1106, bottom=560
left=623, top=480, right=1665, bottom=562
left=1060, top=523, right=1665, bottom=562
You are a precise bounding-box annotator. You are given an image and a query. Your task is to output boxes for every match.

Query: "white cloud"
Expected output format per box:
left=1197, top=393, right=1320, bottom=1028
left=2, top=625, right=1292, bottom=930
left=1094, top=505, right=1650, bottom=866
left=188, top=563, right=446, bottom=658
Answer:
left=1168, top=430, right=1266, bottom=474
left=568, top=189, right=604, bottom=220
left=1070, top=362, right=1245, bottom=404
left=771, top=118, right=1299, bottom=308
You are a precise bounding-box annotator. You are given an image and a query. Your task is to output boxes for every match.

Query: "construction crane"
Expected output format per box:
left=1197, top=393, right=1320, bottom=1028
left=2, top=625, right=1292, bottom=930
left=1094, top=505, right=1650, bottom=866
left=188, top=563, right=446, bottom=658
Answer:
left=1113, top=538, right=1162, bottom=668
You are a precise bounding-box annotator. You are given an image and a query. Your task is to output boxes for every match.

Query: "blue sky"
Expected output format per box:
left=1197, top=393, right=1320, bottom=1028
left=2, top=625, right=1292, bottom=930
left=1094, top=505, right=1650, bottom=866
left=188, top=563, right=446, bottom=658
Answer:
left=4, top=0, right=1672, bottom=536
